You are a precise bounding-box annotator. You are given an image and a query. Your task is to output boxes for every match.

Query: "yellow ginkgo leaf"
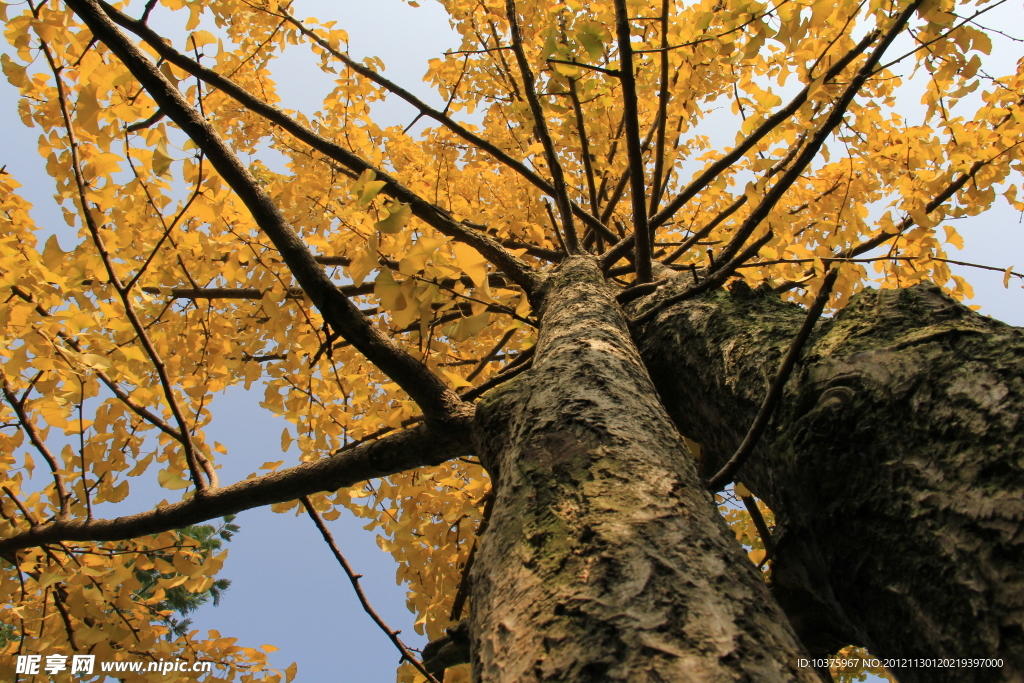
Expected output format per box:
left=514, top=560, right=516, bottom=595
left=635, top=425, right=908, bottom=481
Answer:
left=375, top=202, right=411, bottom=233
left=153, top=138, right=173, bottom=178
left=157, top=468, right=191, bottom=490
left=451, top=242, right=488, bottom=288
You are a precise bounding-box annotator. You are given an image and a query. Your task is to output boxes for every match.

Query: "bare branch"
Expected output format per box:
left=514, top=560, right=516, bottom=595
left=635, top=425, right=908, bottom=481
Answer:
left=707, top=268, right=840, bottom=492
left=930, top=258, right=1023, bottom=282
left=302, top=498, right=440, bottom=683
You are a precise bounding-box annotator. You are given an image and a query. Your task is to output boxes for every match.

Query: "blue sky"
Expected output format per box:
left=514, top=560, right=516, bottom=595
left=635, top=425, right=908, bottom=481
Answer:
left=1, top=1, right=1021, bottom=681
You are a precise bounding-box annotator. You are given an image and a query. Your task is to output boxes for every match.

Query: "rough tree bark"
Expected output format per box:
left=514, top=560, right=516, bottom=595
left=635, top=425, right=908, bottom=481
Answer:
left=631, top=276, right=1024, bottom=683
left=467, top=257, right=819, bottom=682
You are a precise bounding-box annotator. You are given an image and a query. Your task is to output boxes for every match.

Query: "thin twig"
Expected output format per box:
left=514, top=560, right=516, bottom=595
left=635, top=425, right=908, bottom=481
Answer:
left=631, top=232, right=773, bottom=327
left=1, top=376, right=71, bottom=518
left=616, top=279, right=668, bottom=305
left=2, top=487, right=39, bottom=527
left=95, top=0, right=541, bottom=297
left=277, top=7, right=610, bottom=241
left=465, top=328, right=518, bottom=383
left=648, top=29, right=881, bottom=232
left=709, top=0, right=925, bottom=273
left=461, top=347, right=535, bottom=402
left=706, top=268, right=840, bottom=492
left=37, top=36, right=209, bottom=493
left=545, top=58, right=620, bottom=77
left=450, top=490, right=495, bottom=621
left=74, top=0, right=467, bottom=421
left=874, top=0, right=1008, bottom=72
left=567, top=78, right=600, bottom=219
left=8, top=286, right=187, bottom=443
left=648, top=0, right=672, bottom=218
left=931, top=257, right=1024, bottom=281
left=301, top=498, right=440, bottom=683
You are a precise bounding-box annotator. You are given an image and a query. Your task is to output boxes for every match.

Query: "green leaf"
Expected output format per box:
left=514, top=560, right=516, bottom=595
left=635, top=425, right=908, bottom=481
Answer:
left=351, top=169, right=387, bottom=207
left=375, top=203, right=411, bottom=233
left=576, top=21, right=609, bottom=61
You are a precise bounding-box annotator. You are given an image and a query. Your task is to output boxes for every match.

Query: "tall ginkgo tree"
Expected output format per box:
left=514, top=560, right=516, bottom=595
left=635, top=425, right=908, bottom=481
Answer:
left=1, top=0, right=1022, bottom=681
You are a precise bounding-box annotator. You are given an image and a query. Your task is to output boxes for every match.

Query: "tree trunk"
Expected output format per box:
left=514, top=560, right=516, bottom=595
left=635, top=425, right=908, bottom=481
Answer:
left=632, top=278, right=1024, bottom=683
left=468, top=257, right=820, bottom=682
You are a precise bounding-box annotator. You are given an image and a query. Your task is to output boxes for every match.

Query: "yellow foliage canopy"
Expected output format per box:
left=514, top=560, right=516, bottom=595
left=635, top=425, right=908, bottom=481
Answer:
left=0, top=0, right=1021, bottom=680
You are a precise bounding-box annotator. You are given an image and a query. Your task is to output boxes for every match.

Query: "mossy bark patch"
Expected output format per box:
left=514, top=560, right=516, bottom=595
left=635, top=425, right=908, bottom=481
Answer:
left=469, top=257, right=818, bottom=682
left=632, top=279, right=1024, bottom=682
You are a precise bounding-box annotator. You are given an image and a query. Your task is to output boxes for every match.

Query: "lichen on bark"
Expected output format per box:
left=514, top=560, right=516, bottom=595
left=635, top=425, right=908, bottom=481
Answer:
left=631, top=278, right=1024, bottom=683
left=468, top=257, right=818, bottom=682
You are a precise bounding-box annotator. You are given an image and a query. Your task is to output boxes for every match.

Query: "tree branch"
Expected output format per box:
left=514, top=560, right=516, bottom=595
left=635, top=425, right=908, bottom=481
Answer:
left=648, top=0, right=672, bottom=218
left=0, top=419, right=473, bottom=555
left=464, top=329, right=517, bottom=384
left=649, top=29, right=881, bottom=232
left=630, top=231, right=774, bottom=327
left=302, top=498, right=440, bottom=683
left=613, top=0, right=653, bottom=282
left=706, top=268, right=840, bottom=492
left=9, top=286, right=187, bottom=443
left=740, top=492, right=775, bottom=568
left=94, top=0, right=541, bottom=298
left=504, top=0, right=581, bottom=254
left=277, top=8, right=611, bottom=243
left=39, top=37, right=209, bottom=494
left=71, top=0, right=465, bottom=422
left=1, top=375, right=71, bottom=518
left=708, top=0, right=925, bottom=273
left=567, top=78, right=600, bottom=219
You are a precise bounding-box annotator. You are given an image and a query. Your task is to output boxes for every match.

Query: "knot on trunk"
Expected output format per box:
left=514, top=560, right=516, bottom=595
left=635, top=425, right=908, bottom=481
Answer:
left=422, top=621, right=470, bottom=677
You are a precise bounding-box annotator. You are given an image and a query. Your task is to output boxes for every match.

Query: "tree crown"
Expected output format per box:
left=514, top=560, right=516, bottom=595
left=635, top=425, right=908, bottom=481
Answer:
left=0, top=0, right=1021, bottom=679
